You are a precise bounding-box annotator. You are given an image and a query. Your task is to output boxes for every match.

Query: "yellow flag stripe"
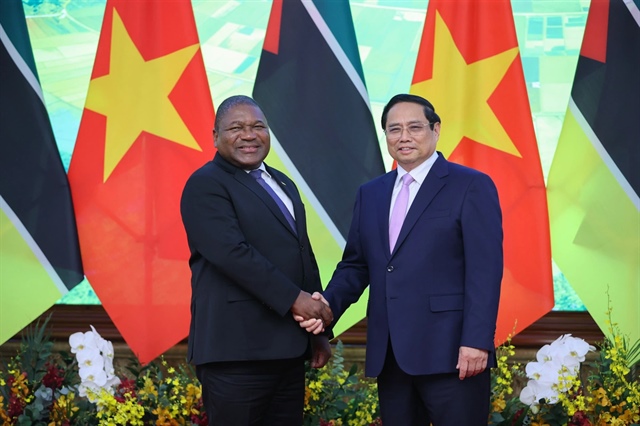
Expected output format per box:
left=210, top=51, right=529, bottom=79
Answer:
left=0, top=199, right=66, bottom=342
left=547, top=107, right=640, bottom=351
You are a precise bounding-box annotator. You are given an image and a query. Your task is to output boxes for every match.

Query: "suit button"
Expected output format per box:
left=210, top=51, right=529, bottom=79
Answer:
left=387, top=266, right=394, bottom=272
left=300, top=245, right=305, bottom=251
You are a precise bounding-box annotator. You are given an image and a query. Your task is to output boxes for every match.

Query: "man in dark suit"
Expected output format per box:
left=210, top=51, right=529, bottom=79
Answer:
left=181, top=95, right=332, bottom=425
left=299, top=94, right=503, bottom=425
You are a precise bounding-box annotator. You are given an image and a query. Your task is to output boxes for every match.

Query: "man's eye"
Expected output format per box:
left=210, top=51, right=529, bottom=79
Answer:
left=388, top=127, right=401, bottom=134
left=228, top=127, right=242, bottom=132
left=408, top=125, right=423, bottom=132
left=253, top=125, right=266, bottom=131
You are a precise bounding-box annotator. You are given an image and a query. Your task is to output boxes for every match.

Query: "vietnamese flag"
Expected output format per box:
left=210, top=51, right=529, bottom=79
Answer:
left=68, top=0, right=215, bottom=364
left=410, top=0, right=554, bottom=343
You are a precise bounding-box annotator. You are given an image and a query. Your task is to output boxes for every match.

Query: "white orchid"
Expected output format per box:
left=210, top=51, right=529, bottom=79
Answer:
left=70, top=325, right=121, bottom=403
left=76, top=348, right=104, bottom=370
left=519, top=334, right=595, bottom=409
left=520, top=379, right=560, bottom=408
left=79, top=367, right=107, bottom=387
left=69, top=330, right=99, bottom=354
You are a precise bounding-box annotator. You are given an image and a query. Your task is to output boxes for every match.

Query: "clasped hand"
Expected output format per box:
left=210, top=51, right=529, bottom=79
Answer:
left=292, top=291, right=330, bottom=334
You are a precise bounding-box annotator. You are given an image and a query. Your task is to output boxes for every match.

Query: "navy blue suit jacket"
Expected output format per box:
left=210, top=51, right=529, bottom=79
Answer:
left=324, top=153, right=503, bottom=377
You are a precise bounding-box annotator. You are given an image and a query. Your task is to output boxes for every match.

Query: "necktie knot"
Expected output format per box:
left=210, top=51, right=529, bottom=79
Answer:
left=249, top=170, right=263, bottom=180
left=402, top=173, right=414, bottom=186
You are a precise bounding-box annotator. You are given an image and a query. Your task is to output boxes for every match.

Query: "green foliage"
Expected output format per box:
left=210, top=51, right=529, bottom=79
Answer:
left=304, top=341, right=380, bottom=426
left=17, top=315, right=53, bottom=387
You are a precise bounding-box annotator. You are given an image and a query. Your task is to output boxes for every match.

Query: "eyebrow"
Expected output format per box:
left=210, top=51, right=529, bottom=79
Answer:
left=226, top=119, right=266, bottom=126
left=387, top=119, right=425, bottom=127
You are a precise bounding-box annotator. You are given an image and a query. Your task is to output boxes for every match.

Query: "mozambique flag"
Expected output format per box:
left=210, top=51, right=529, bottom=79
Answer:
left=547, top=0, right=639, bottom=350
left=253, top=0, right=385, bottom=335
left=68, top=0, right=215, bottom=364
left=410, top=0, right=554, bottom=343
left=0, top=0, right=83, bottom=343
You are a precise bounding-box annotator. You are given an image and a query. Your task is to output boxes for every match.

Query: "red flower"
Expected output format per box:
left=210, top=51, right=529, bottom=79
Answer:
left=8, top=393, right=25, bottom=419
left=511, top=408, right=525, bottom=425
left=114, top=378, right=137, bottom=403
left=42, top=362, right=65, bottom=390
left=569, top=410, right=592, bottom=426
left=190, top=398, right=208, bottom=425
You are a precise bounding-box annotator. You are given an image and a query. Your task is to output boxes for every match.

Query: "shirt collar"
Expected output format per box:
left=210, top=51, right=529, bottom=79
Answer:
left=246, top=163, right=271, bottom=179
left=395, top=151, right=438, bottom=186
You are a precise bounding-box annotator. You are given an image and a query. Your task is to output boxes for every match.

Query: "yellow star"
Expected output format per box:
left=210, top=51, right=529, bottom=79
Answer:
left=411, top=11, right=521, bottom=158
left=85, top=9, right=202, bottom=182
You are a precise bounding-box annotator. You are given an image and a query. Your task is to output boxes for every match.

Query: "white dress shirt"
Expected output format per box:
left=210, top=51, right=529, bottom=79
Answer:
left=389, top=151, right=439, bottom=221
left=248, top=165, right=296, bottom=219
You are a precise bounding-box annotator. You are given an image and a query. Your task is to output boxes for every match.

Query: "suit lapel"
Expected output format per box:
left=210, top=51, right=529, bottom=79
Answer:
left=268, top=165, right=303, bottom=238
left=232, top=162, right=298, bottom=238
left=391, top=155, right=449, bottom=255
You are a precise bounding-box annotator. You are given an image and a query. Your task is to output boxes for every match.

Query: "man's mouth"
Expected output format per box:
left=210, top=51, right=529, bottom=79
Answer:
left=239, top=145, right=259, bottom=153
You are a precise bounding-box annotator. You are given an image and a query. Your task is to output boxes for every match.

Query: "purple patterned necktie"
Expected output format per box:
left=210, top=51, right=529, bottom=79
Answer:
left=389, top=173, right=414, bottom=251
left=249, top=170, right=297, bottom=235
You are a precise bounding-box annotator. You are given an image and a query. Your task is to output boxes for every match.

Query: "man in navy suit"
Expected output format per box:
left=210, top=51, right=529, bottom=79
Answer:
left=181, top=95, right=332, bottom=425
left=300, top=94, right=503, bottom=425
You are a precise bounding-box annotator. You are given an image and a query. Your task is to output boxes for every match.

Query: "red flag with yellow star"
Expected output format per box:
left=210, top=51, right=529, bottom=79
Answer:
left=68, top=0, right=215, bottom=364
left=411, top=0, right=553, bottom=344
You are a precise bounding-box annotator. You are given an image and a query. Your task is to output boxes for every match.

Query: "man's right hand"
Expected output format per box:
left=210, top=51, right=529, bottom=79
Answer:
left=291, top=291, right=333, bottom=327
left=293, top=292, right=330, bottom=334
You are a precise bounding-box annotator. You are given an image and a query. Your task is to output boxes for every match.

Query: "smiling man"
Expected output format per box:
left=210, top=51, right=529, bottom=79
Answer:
left=180, top=95, right=332, bottom=425
left=299, top=93, right=504, bottom=425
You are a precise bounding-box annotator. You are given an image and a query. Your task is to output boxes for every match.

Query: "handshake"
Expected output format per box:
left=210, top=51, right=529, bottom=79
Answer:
left=291, top=291, right=332, bottom=335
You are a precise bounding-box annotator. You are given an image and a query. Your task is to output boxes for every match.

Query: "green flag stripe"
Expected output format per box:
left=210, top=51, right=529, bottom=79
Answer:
left=0, top=1, right=38, bottom=79
left=311, top=0, right=366, bottom=82
left=571, top=98, right=640, bottom=210
left=302, top=1, right=372, bottom=110
left=0, top=196, right=69, bottom=296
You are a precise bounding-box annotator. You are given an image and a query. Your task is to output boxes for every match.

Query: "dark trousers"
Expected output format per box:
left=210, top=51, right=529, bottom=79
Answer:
left=377, top=343, right=490, bottom=426
left=196, top=357, right=305, bottom=426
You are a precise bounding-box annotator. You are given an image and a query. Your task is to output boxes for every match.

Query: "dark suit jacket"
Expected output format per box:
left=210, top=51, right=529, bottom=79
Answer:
left=324, top=153, right=503, bottom=377
left=180, top=153, right=322, bottom=365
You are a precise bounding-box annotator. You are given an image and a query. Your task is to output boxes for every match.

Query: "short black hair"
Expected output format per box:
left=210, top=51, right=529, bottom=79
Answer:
left=214, top=95, right=264, bottom=132
left=380, top=94, right=441, bottom=129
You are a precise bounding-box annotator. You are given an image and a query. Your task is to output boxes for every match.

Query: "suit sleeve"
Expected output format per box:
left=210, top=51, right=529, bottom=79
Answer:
left=323, top=187, right=371, bottom=325
left=459, top=173, right=503, bottom=351
left=180, top=172, right=301, bottom=317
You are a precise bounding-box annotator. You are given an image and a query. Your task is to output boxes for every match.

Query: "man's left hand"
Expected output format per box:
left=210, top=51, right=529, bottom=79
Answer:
left=310, top=335, right=332, bottom=368
left=456, top=346, right=488, bottom=380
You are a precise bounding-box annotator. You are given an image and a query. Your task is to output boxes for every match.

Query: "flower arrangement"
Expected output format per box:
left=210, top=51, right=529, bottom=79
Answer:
left=0, top=317, right=208, bottom=425
left=489, top=311, right=640, bottom=426
left=0, top=318, right=377, bottom=425
left=2, top=313, right=638, bottom=426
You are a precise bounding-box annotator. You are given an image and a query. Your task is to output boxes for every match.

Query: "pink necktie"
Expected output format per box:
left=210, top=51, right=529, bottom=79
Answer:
left=389, top=173, right=414, bottom=251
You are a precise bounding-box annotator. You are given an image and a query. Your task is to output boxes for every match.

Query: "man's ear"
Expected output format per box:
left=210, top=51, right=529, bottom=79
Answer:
left=433, top=122, right=441, bottom=140
left=213, top=130, right=218, bottom=147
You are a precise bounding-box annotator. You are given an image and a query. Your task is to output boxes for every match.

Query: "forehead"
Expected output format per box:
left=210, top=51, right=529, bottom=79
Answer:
left=386, top=102, right=426, bottom=124
left=220, top=103, right=266, bottom=124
